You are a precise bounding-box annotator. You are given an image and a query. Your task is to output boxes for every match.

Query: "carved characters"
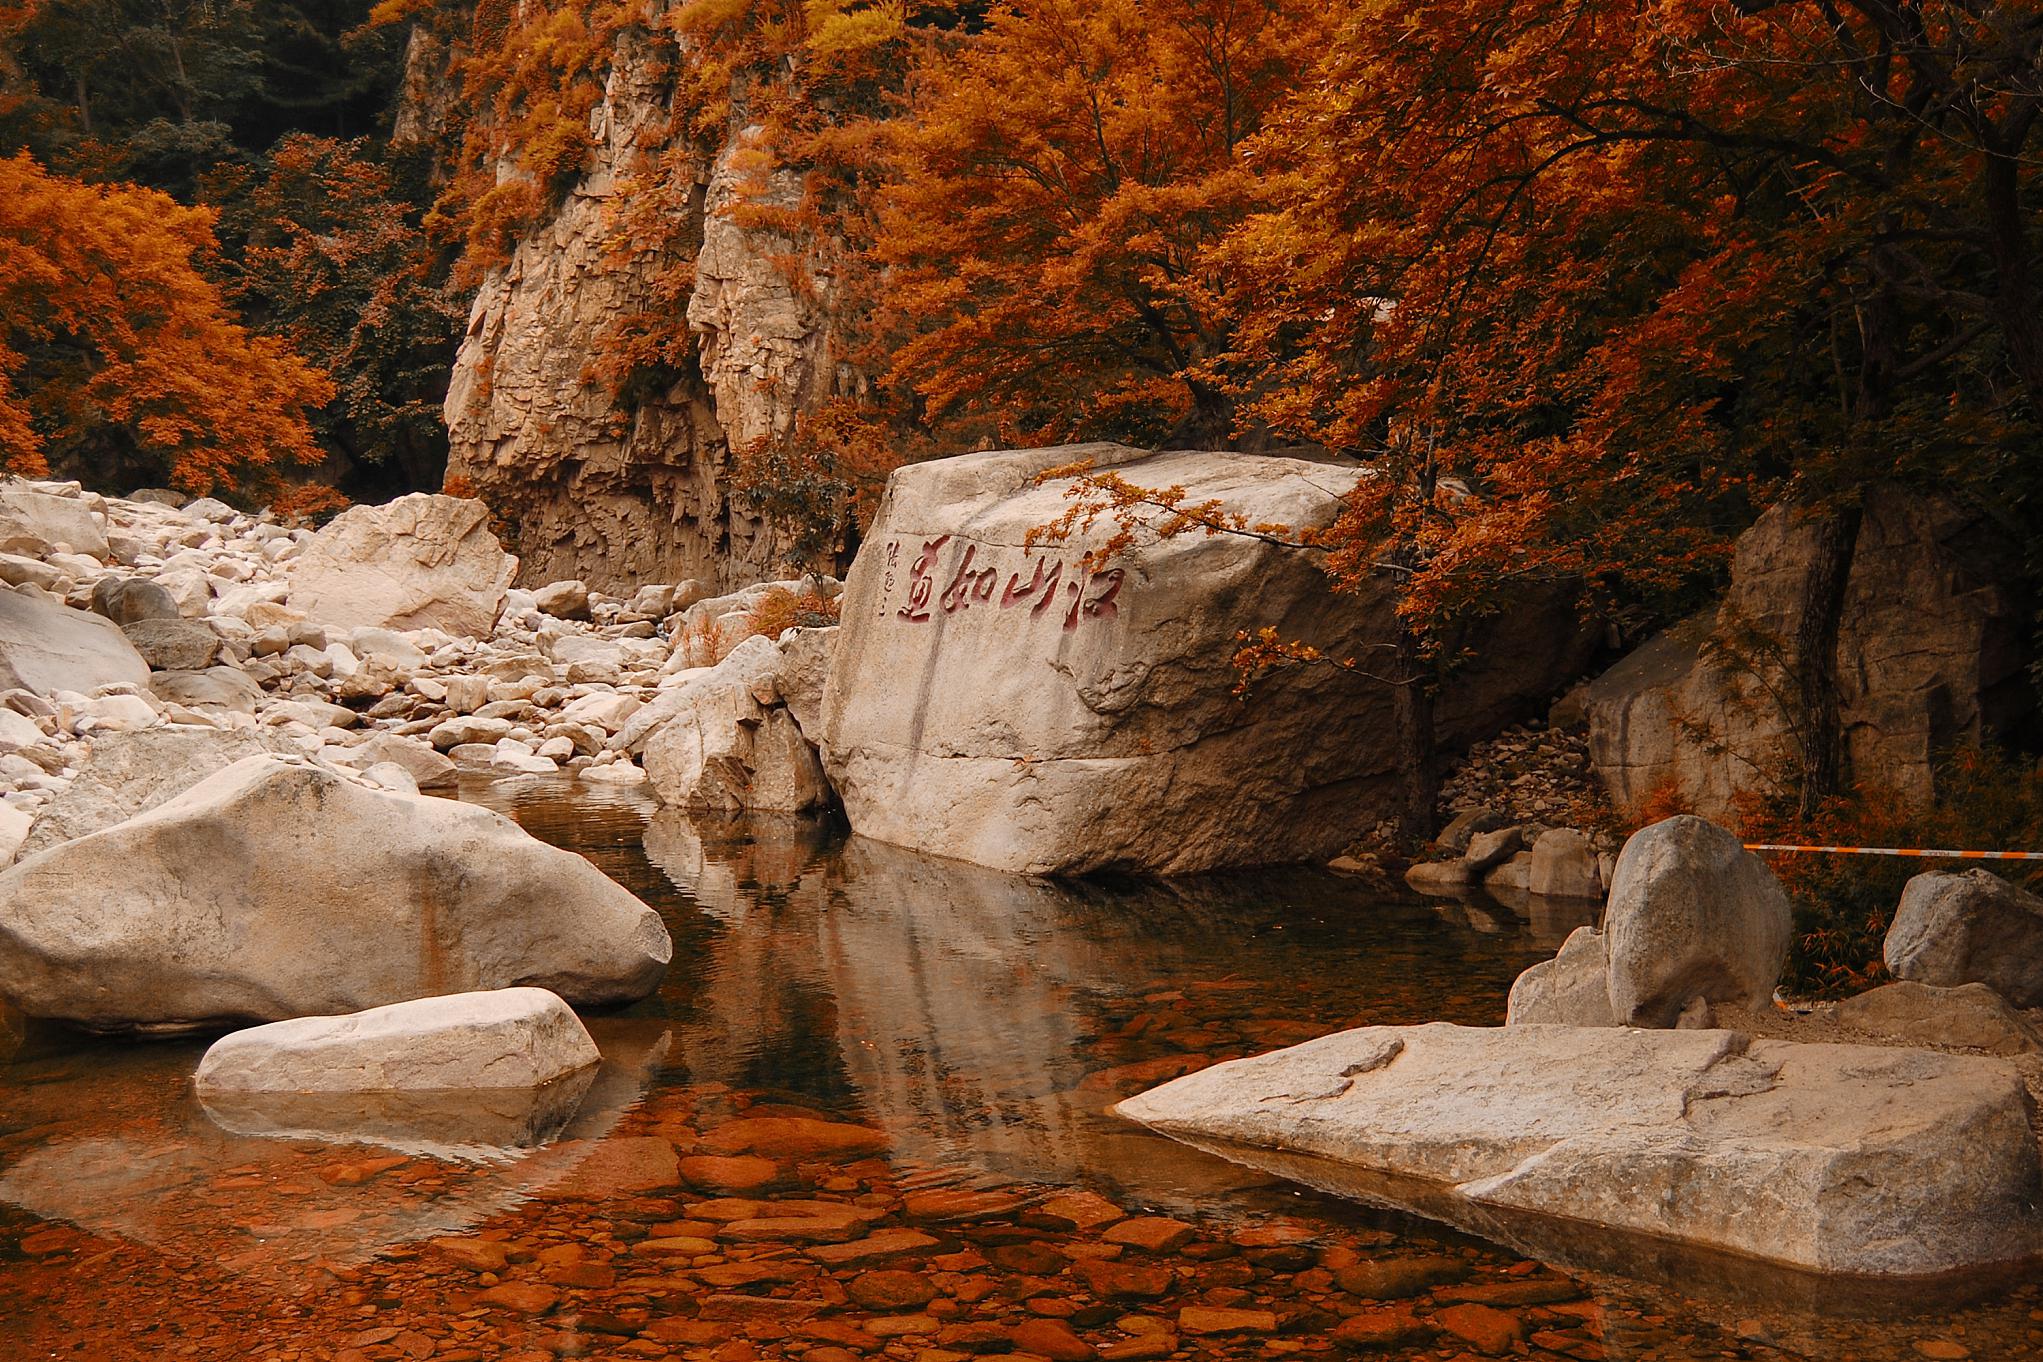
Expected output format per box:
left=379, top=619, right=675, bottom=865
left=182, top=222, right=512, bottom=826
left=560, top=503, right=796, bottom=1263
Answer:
left=885, top=538, right=1126, bottom=631
left=894, top=535, right=950, bottom=623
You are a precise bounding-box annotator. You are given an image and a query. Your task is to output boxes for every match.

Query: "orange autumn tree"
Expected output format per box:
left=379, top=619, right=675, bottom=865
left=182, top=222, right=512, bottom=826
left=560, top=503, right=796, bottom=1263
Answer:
left=1192, top=0, right=2043, bottom=825
left=0, top=153, right=332, bottom=494
left=874, top=0, right=1332, bottom=448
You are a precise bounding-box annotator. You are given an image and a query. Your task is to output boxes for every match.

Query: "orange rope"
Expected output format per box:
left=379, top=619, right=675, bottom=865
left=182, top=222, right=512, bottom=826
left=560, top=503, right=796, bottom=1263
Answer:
left=1743, top=843, right=2043, bottom=861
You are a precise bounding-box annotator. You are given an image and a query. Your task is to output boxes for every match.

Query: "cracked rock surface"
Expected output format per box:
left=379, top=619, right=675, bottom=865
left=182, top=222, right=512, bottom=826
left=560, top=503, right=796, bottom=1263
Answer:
left=1116, top=1021, right=2043, bottom=1277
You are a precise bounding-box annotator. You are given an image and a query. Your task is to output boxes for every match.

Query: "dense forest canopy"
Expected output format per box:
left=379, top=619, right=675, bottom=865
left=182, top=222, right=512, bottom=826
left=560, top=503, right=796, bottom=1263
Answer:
left=2, top=0, right=2040, bottom=816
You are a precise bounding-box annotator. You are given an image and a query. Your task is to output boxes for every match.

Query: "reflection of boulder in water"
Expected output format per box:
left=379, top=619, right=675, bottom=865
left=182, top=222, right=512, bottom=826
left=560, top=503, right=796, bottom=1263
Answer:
left=642, top=812, right=1535, bottom=1208
left=1421, top=885, right=1600, bottom=949
left=0, top=1020, right=673, bottom=1292
left=1150, top=1135, right=2030, bottom=1318
left=653, top=828, right=1290, bottom=1199
left=642, top=808, right=838, bottom=925
left=197, top=1066, right=598, bottom=1163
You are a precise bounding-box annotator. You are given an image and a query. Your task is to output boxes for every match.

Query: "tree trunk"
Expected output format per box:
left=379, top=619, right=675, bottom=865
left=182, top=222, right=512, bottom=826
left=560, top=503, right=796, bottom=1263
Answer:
left=1168, top=379, right=1237, bottom=451
left=1983, top=148, right=2043, bottom=408
left=1791, top=505, right=1863, bottom=818
left=1392, top=621, right=1438, bottom=842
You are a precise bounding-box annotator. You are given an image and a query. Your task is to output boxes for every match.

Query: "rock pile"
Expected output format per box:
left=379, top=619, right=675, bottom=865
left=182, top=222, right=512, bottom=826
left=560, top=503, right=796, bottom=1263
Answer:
left=0, top=477, right=845, bottom=858
left=1434, top=720, right=1605, bottom=827
left=1403, top=810, right=1619, bottom=902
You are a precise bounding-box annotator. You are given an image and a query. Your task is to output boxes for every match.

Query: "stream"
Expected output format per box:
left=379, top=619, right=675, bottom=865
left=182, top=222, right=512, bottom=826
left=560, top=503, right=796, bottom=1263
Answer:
left=0, top=777, right=2036, bottom=1361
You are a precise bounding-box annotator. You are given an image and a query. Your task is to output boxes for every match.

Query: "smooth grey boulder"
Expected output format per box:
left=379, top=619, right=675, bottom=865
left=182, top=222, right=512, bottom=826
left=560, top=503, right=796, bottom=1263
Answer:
left=1885, top=869, right=2043, bottom=1008
left=0, top=589, right=150, bottom=696
left=1435, top=808, right=1506, bottom=856
left=121, top=617, right=221, bottom=671
left=147, top=666, right=263, bottom=711
left=0, top=802, right=28, bottom=868
left=90, top=576, right=181, bottom=625
left=777, top=625, right=835, bottom=737
left=1836, top=981, right=2041, bottom=1056
left=620, top=633, right=780, bottom=752
left=1404, top=859, right=1474, bottom=894
left=532, top=579, right=591, bottom=620
left=0, top=485, right=106, bottom=559
left=18, top=726, right=271, bottom=857
left=1506, top=926, right=1617, bottom=1026
left=1604, top=816, right=1791, bottom=1026
left=1528, top=828, right=1601, bottom=898
left=1482, top=850, right=1534, bottom=893
left=285, top=494, right=515, bottom=638
left=1115, top=1022, right=2043, bottom=1276
left=0, top=756, right=672, bottom=1032
left=349, top=732, right=457, bottom=790
left=1462, top=826, right=1522, bottom=872
left=430, top=715, right=513, bottom=750
left=0, top=553, right=60, bottom=590
left=638, top=635, right=831, bottom=814
left=194, top=988, right=600, bottom=1094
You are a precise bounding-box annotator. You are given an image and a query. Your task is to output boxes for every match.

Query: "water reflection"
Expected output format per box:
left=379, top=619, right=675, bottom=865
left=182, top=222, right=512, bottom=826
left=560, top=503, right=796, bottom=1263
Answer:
left=0, top=1013, right=673, bottom=1289
left=2, top=776, right=2027, bottom=1361
left=632, top=805, right=1542, bottom=1208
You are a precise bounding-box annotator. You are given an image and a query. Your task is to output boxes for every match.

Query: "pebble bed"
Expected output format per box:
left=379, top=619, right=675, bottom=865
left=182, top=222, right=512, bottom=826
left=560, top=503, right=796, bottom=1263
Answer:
left=2, top=791, right=2038, bottom=1362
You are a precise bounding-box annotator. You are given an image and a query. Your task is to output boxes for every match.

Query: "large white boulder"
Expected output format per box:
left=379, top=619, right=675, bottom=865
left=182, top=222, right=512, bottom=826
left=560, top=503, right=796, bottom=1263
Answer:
left=285, top=494, right=515, bottom=638
left=347, top=732, right=458, bottom=791
left=0, top=589, right=151, bottom=696
left=818, top=445, right=1594, bottom=874
left=1603, top=816, right=1792, bottom=1026
left=1885, top=869, right=2043, bottom=1008
left=0, top=756, right=671, bottom=1032
left=634, top=635, right=830, bottom=813
left=194, top=988, right=600, bottom=1094
left=1116, top=1023, right=2043, bottom=1276
left=18, top=726, right=271, bottom=858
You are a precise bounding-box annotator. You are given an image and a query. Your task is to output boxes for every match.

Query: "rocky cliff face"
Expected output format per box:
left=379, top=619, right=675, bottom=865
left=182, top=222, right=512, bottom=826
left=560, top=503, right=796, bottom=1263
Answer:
left=435, top=21, right=851, bottom=591
left=1585, top=488, right=2035, bottom=818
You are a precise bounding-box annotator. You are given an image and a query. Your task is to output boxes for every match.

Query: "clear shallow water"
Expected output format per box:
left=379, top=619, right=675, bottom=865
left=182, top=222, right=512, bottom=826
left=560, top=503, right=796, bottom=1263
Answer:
left=0, top=776, right=2034, bottom=1361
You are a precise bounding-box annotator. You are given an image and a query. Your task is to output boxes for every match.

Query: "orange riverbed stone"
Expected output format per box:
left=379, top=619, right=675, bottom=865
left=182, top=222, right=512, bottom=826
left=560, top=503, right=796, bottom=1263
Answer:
left=699, top=1117, right=889, bottom=1160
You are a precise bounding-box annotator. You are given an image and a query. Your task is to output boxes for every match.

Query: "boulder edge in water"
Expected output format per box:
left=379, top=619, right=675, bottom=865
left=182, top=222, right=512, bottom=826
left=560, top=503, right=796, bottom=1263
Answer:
left=0, top=756, right=671, bottom=1032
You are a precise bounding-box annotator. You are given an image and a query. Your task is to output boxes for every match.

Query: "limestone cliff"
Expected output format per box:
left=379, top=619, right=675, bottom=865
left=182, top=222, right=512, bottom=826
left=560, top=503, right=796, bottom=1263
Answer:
left=434, top=20, right=852, bottom=591
left=1584, top=488, right=2036, bottom=818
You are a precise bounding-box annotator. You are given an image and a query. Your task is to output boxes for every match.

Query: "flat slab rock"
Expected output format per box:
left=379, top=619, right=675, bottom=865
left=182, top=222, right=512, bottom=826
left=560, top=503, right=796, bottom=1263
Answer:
left=194, top=987, right=601, bottom=1094
left=1115, top=1022, right=2043, bottom=1277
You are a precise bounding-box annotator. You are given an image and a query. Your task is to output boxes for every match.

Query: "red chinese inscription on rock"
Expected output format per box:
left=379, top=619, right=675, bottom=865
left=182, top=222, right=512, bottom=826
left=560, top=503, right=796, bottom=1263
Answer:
left=884, top=539, right=1126, bottom=632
